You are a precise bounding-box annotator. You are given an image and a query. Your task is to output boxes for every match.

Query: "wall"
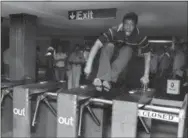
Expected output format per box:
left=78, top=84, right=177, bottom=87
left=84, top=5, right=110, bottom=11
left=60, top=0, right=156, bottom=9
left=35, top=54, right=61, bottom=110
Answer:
left=60, top=36, right=84, bottom=51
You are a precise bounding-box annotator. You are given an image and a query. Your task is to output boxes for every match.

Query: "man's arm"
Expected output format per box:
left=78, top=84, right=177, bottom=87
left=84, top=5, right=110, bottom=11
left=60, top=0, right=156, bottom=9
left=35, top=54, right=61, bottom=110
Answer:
left=143, top=52, right=151, bottom=77
left=138, top=36, right=151, bottom=85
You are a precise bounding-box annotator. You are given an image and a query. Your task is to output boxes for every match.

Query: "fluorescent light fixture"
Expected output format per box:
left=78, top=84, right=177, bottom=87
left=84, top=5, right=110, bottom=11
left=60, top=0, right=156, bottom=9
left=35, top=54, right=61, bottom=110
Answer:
left=148, top=40, right=173, bottom=43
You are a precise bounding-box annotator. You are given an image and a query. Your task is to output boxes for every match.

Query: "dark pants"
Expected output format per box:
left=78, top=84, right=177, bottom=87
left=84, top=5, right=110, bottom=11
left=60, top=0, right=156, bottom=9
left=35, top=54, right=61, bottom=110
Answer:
left=96, top=43, right=133, bottom=83
left=55, top=67, right=65, bottom=81
left=46, top=68, right=55, bottom=81
left=67, top=64, right=82, bottom=89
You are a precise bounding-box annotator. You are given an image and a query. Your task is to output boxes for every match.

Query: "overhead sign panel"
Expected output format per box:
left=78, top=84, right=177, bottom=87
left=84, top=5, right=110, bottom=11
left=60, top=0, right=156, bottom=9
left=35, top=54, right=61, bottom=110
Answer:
left=68, top=8, right=117, bottom=20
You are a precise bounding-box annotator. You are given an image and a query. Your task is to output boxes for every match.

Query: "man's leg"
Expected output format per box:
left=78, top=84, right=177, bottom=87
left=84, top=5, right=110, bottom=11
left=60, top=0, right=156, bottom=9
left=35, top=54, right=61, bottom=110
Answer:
left=93, top=43, right=115, bottom=91
left=59, top=68, right=65, bottom=81
left=74, top=65, right=82, bottom=88
left=102, top=46, right=133, bottom=91
left=55, top=68, right=60, bottom=81
left=72, top=65, right=79, bottom=88
left=67, top=67, right=73, bottom=89
left=96, top=43, right=114, bottom=81
left=111, top=46, right=133, bottom=82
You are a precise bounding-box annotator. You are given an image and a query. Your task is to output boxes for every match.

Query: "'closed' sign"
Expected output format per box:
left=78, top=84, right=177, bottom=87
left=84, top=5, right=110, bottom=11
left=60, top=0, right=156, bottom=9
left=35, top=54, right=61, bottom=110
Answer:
left=167, top=80, right=180, bottom=95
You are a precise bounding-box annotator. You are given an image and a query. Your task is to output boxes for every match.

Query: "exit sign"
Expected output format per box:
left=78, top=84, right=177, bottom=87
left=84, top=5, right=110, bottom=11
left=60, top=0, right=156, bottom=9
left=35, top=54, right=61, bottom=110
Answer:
left=68, top=8, right=117, bottom=20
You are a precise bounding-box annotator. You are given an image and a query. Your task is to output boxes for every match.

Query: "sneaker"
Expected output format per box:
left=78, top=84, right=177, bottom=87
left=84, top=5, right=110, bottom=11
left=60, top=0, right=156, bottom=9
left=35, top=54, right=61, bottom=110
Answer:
left=93, top=78, right=102, bottom=91
left=103, top=81, right=111, bottom=92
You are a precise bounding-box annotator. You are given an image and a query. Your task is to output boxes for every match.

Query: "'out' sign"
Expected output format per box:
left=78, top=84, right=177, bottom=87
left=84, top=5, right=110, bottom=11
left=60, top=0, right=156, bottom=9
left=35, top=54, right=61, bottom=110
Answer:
left=13, top=108, right=25, bottom=117
left=58, top=116, right=74, bottom=126
left=167, top=80, right=180, bottom=95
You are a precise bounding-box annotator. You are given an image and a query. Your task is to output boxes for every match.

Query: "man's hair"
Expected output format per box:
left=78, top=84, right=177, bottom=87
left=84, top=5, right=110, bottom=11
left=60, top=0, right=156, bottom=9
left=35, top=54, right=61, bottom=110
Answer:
left=123, top=12, right=138, bottom=25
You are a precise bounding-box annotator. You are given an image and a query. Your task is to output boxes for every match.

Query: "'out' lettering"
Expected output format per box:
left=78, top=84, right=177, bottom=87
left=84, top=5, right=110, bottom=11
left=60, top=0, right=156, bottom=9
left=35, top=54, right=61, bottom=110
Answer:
left=58, top=117, right=74, bottom=126
left=13, top=108, right=25, bottom=116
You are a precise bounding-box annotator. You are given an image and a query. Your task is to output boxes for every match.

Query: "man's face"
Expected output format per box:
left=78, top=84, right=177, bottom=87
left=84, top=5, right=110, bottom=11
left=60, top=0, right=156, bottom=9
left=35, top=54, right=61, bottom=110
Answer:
left=123, top=19, right=136, bottom=36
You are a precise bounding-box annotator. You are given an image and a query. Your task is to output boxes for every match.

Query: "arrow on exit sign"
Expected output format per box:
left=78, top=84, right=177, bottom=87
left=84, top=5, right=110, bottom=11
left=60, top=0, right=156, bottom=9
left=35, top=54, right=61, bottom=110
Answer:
left=69, top=12, right=76, bottom=20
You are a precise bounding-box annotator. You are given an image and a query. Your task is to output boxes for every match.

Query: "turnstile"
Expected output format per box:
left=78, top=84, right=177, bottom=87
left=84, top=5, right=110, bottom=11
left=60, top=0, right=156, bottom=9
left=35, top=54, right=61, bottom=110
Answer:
left=12, top=81, right=65, bottom=138
left=55, top=86, right=152, bottom=138
left=55, top=86, right=187, bottom=138
left=1, top=79, right=32, bottom=136
left=56, top=85, right=105, bottom=138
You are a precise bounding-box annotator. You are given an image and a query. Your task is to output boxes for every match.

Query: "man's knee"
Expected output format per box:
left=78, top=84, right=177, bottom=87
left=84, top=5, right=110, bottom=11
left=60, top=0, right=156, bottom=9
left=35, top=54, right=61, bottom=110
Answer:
left=120, top=46, right=133, bottom=58
left=101, top=43, right=115, bottom=57
left=102, top=43, right=114, bottom=51
left=111, top=46, right=133, bottom=72
left=123, top=45, right=133, bottom=52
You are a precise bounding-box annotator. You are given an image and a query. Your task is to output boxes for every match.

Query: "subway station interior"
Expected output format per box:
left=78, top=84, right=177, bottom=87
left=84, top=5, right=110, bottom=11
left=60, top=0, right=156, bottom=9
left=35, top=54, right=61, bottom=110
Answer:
left=1, top=1, right=188, bottom=138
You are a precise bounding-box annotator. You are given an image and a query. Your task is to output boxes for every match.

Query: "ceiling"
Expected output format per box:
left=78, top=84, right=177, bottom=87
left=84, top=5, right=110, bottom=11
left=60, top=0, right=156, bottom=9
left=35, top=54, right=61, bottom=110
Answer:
left=1, top=1, right=188, bottom=37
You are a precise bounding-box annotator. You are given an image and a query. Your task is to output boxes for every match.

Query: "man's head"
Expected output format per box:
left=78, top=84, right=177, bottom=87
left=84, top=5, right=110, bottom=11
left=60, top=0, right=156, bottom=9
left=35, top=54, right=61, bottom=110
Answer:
left=122, top=12, right=138, bottom=36
left=46, top=46, right=54, bottom=56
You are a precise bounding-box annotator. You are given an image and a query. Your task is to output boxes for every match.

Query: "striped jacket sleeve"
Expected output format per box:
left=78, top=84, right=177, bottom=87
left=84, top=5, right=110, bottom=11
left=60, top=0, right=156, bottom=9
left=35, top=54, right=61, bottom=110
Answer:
left=138, top=36, right=150, bottom=53
left=98, top=28, right=114, bottom=45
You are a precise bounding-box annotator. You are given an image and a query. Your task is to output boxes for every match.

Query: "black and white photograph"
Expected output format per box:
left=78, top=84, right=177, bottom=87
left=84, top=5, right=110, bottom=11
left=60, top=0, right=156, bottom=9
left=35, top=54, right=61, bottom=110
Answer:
left=1, top=1, right=188, bottom=138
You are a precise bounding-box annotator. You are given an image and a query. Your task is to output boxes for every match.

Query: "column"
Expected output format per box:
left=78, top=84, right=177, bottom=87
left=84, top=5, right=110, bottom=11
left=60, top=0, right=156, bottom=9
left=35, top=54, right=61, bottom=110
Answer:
left=9, top=13, right=37, bottom=81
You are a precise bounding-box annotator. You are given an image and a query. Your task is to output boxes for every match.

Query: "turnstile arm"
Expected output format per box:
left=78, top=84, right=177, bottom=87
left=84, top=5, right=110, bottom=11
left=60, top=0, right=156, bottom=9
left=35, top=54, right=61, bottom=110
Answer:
left=31, top=93, right=57, bottom=127
left=77, top=98, right=101, bottom=137
left=32, top=96, right=42, bottom=127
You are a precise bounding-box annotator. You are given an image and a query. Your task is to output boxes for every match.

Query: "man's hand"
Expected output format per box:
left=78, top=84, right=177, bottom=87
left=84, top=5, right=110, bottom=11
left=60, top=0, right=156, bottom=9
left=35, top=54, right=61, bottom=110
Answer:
left=142, top=51, right=151, bottom=86
left=84, top=64, right=92, bottom=77
left=140, top=75, right=149, bottom=86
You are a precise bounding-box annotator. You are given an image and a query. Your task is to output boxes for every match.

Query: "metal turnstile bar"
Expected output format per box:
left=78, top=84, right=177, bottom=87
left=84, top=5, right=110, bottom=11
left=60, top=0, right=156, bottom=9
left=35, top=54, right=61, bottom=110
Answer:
left=52, top=93, right=181, bottom=114
left=44, top=92, right=58, bottom=97
left=90, top=98, right=113, bottom=105
left=90, top=98, right=180, bottom=114
left=138, top=104, right=180, bottom=114
left=151, top=98, right=183, bottom=108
